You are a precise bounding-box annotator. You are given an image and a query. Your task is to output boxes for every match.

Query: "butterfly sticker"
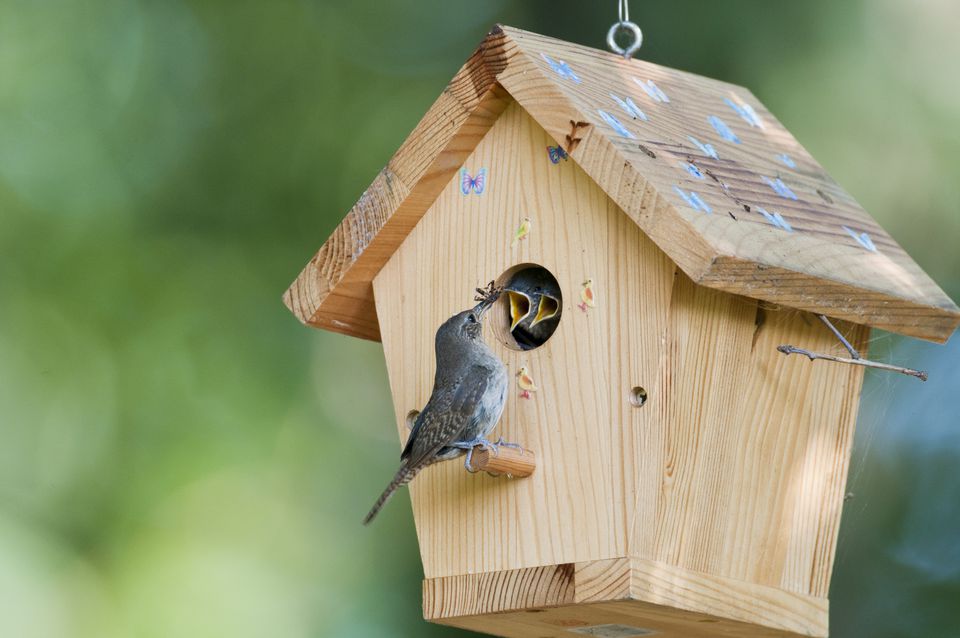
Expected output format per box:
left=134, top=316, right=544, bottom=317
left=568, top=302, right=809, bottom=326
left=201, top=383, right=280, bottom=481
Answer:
left=634, top=78, right=670, bottom=103
left=724, top=97, right=764, bottom=129
left=611, top=93, right=648, bottom=121
left=541, top=53, right=581, bottom=83
left=460, top=168, right=487, bottom=196
left=547, top=145, right=568, bottom=164
left=673, top=186, right=712, bottom=214
left=708, top=115, right=741, bottom=144
left=777, top=153, right=797, bottom=169
left=688, top=136, right=719, bottom=160
left=679, top=161, right=705, bottom=179
left=762, top=175, right=798, bottom=200
left=842, top=226, right=878, bottom=252
left=757, top=207, right=793, bottom=232
left=597, top=109, right=636, bottom=139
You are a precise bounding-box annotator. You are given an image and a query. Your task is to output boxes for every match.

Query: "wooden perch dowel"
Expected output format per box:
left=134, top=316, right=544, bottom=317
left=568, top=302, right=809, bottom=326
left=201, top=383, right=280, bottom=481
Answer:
left=472, top=446, right=536, bottom=478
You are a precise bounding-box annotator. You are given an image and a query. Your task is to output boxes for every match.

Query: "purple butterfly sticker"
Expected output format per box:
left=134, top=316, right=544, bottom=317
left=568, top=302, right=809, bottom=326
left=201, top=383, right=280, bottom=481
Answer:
left=460, top=168, right=487, bottom=196
left=547, top=145, right=568, bottom=164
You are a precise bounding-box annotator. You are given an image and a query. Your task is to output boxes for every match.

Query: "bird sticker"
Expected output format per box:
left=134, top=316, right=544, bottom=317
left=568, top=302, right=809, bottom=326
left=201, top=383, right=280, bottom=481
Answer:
left=511, top=217, right=532, bottom=247
left=517, top=366, right=538, bottom=400
left=504, top=267, right=562, bottom=350
left=546, top=145, right=568, bottom=164
left=459, top=167, right=486, bottom=196
left=578, top=279, right=596, bottom=312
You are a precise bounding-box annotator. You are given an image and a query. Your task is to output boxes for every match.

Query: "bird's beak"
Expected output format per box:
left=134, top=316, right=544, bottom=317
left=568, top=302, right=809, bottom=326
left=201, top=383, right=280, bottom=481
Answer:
left=473, top=288, right=501, bottom=321
left=506, top=290, right=532, bottom=331
left=530, top=294, right=560, bottom=327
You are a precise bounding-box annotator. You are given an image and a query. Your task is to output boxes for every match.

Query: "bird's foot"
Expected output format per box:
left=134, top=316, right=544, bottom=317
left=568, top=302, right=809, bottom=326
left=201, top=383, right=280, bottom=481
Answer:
left=451, top=437, right=497, bottom=473
left=578, top=302, right=588, bottom=313
left=519, top=390, right=531, bottom=400
left=494, top=436, right=523, bottom=452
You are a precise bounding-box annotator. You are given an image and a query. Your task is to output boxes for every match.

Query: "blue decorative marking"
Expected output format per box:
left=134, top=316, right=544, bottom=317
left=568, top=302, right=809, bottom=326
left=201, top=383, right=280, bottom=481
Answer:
left=611, top=93, right=648, bottom=121
left=724, top=97, right=764, bottom=129
left=634, top=78, right=670, bottom=103
left=762, top=176, right=799, bottom=200
left=673, top=186, right=712, bottom=214
left=757, top=207, right=793, bottom=232
left=842, top=226, right=878, bottom=252
left=541, top=52, right=581, bottom=83
left=460, top=168, right=487, bottom=195
left=597, top=109, right=636, bottom=139
left=708, top=115, right=741, bottom=144
left=547, top=145, right=568, bottom=164
left=679, top=161, right=705, bottom=179
left=688, top=135, right=719, bottom=160
left=777, top=153, right=797, bottom=168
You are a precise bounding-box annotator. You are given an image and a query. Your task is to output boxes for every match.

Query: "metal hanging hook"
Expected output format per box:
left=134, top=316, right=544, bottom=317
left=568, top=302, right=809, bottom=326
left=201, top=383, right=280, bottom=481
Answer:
left=607, top=0, right=643, bottom=59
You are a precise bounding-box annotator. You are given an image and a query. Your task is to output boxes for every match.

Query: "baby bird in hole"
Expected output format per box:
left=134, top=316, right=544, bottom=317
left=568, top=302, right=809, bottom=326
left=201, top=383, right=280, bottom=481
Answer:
left=504, top=267, right=562, bottom=350
left=363, top=284, right=511, bottom=525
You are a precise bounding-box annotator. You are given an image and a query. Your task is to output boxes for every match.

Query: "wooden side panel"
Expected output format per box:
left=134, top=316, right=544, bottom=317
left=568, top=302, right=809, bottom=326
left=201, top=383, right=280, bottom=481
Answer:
left=373, top=100, right=674, bottom=578
left=631, top=275, right=867, bottom=597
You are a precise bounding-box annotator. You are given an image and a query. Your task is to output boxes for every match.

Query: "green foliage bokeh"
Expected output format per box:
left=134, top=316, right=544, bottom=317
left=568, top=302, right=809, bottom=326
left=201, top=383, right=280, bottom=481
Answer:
left=1, top=1, right=959, bottom=636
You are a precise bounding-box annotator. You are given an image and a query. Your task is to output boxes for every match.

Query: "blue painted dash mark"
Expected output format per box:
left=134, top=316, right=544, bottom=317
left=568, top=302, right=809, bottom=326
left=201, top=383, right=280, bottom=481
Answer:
left=842, top=226, right=878, bottom=252
left=541, top=52, right=581, bottom=83
left=679, top=161, right=705, bottom=179
left=724, top=97, right=764, bottom=129
left=762, top=176, right=798, bottom=200
left=597, top=109, right=636, bottom=139
left=688, top=136, right=719, bottom=160
left=611, top=93, right=648, bottom=121
left=634, top=78, right=670, bottom=103
left=777, top=153, right=797, bottom=168
left=708, top=115, right=741, bottom=144
left=673, top=186, right=712, bottom=214
left=757, top=207, right=793, bottom=232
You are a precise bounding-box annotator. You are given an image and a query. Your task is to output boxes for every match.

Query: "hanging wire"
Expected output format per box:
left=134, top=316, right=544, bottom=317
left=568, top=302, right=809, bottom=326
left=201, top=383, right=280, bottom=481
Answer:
left=607, top=0, right=643, bottom=59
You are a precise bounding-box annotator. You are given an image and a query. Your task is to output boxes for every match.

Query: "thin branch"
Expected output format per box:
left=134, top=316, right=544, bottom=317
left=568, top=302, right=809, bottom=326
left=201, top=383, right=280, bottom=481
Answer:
left=777, top=345, right=928, bottom=382
left=817, top=315, right=860, bottom=359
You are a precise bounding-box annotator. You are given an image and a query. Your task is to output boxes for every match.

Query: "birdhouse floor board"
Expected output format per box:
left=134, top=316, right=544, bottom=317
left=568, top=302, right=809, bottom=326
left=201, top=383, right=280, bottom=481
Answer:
left=374, top=96, right=865, bottom=637
left=423, top=558, right=828, bottom=636
left=423, top=558, right=827, bottom=637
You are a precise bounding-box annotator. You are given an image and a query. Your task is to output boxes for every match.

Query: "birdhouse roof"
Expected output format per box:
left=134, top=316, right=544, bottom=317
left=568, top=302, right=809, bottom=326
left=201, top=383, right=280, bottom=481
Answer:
left=284, top=25, right=959, bottom=343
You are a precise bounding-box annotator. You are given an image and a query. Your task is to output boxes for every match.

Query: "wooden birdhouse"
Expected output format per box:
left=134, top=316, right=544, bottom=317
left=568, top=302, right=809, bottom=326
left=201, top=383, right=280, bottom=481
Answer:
left=284, top=26, right=959, bottom=638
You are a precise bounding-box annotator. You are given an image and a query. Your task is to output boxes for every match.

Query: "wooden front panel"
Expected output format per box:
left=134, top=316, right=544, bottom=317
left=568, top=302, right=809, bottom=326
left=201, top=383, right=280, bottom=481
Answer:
left=373, top=100, right=674, bottom=578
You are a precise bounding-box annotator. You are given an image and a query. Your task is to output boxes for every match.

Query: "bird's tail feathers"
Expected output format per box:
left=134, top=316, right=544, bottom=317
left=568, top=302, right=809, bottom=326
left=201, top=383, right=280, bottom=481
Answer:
left=363, top=465, right=419, bottom=525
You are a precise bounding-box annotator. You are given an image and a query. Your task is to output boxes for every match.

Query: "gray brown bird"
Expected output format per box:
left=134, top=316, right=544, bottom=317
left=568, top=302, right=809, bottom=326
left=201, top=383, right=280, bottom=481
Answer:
left=363, top=289, right=509, bottom=525
left=505, top=267, right=562, bottom=350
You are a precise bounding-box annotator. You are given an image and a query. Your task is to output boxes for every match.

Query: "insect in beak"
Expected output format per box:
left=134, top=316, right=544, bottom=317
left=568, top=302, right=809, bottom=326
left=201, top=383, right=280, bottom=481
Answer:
left=473, top=289, right=500, bottom=320
left=507, top=290, right=532, bottom=331
left=530, top=294, right=560, bottom=327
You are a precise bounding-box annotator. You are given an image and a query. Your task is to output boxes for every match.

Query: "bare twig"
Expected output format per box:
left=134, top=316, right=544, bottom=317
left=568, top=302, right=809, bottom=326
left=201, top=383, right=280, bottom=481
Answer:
left=777, top=345, right=928, bottom=382
left=817, top=315, right=861, bottom=359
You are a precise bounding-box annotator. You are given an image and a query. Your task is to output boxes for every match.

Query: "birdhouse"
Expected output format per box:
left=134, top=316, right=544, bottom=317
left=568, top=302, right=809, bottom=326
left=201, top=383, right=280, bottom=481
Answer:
left=284, top=26, right=959, bottom=638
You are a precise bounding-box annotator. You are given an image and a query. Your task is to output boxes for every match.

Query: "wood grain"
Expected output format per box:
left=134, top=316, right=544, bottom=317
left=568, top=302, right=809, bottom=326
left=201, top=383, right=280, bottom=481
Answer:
left=373, top=103, right=865, bottom=635
left=286, top=25, right=959, bottom=342
left=472, top=445, right=536, bottom=478
left=429, top=558, right=826, bottom=637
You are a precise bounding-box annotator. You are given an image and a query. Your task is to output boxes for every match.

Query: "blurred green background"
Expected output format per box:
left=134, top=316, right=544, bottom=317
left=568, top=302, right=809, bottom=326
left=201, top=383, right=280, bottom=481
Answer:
left=2, top=1, right=959, bottom=636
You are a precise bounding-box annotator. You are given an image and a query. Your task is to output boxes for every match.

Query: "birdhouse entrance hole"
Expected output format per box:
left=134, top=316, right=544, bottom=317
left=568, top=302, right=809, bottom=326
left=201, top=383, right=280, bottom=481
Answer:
left=491, top=264, right=562, bottom=351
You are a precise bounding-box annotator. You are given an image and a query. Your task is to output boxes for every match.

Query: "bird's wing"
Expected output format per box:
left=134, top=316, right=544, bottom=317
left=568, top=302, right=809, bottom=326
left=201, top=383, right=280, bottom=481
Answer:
left=402, top=364, right=492, bottom=471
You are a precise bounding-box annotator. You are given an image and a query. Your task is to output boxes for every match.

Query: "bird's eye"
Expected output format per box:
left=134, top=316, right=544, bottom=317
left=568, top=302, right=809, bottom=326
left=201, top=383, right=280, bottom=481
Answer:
left=468, top=314, right=477, bottom=323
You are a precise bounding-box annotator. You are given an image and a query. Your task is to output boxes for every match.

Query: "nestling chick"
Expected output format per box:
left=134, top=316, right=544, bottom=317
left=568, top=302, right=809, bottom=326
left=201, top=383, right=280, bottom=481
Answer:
left=504, top=267, right=562, bottom=350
